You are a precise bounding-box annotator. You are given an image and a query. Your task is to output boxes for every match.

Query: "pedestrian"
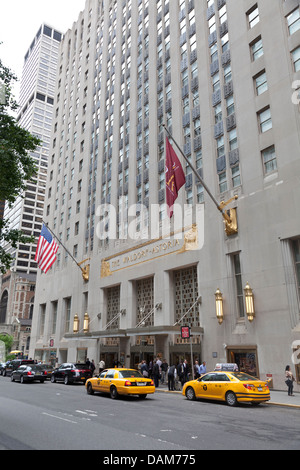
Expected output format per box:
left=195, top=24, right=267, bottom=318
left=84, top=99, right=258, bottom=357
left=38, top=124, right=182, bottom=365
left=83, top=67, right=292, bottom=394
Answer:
left=285, top=365, right=295, bottom=396
left=153, top=360, right=160, bottom=387
left=177, top=360, right=184, bottom=388
left=183, top=359, right=189, bottom=383
left=86, top=358, right=90, bottom=368
left=167, top=364, right=176, bottom=391
left=140, top=360, right=149, bottom=377
left=194, top=360, right=200, bottom=379
left=161, top=359, right=168, bottom=384
left=90, top=359, right=95, bottom=376
left=199, top=361, right=206, bottom=375
left=99, top=359, right=105, bottom=374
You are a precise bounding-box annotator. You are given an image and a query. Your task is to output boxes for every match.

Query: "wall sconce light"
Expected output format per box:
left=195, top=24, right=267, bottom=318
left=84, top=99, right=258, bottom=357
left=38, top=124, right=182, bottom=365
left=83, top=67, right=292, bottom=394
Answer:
left=244, top=282, right=255, bottom=322
left=215, top=289, right=224, bottom=325
left=120, top=309, right=126, bottom=316
left=83, top=312, right=90, bottom=333
left=155, top=303, right=162, bottom=310
left=73, top=314, right=79, bottom=334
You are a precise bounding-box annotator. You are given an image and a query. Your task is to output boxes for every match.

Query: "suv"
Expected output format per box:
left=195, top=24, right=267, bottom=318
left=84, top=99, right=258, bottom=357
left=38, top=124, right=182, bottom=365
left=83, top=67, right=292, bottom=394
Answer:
left=3, top=359, right=35, bottom=377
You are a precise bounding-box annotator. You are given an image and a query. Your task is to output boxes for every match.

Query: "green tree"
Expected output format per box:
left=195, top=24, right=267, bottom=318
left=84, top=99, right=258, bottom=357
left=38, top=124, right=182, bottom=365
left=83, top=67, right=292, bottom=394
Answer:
left=0, top=334, right=14, bottom=360
left=0, top=48, right=41, bottom=274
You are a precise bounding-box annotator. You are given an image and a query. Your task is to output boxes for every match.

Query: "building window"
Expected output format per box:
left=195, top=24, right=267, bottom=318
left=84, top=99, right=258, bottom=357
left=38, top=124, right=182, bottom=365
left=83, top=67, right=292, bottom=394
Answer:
left=258, top=107, right=272, bottom=133
left=174, top=266, right=199, bottom=327
left=292, top=239, right=300, bottom=303
left=292, top=47, right=300, bottom=72
left=248, top=5, right=259, bottom=29
left=254, top=70, right=268, bottom=95
left=233, top=254, right=245, bottom=319
left=251, top=37, right=263, bottom=61
left=262, top=145, right=277, bottom=175
left=287, top=8, right=300, bottom=35
left=64, top=298, right=71, bottom=333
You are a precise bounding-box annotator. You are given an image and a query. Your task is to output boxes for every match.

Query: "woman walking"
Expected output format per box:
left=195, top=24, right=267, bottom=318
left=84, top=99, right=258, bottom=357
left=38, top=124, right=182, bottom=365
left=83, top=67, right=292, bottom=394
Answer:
left=285, top=365, right=295, bottom=396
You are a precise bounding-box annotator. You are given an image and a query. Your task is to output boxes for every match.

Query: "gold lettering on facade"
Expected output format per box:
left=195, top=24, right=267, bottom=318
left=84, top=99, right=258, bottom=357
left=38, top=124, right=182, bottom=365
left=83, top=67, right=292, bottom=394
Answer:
left=101, top=227, right=199, bottom=278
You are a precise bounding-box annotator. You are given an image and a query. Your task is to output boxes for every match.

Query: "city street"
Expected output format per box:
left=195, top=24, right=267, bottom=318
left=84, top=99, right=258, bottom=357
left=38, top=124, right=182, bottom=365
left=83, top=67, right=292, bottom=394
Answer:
left=0, top=376, right=299, bottom=452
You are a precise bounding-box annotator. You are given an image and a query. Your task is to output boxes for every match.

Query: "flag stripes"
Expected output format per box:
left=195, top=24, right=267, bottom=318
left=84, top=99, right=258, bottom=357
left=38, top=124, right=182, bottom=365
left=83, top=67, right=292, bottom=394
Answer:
left=35, top=224, right=59, bottom=273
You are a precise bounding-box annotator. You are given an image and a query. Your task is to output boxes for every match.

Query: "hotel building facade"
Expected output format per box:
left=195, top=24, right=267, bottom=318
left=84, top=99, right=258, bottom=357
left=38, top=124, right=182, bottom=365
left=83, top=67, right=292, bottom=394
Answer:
left=30, top=0, right=300, bottom=390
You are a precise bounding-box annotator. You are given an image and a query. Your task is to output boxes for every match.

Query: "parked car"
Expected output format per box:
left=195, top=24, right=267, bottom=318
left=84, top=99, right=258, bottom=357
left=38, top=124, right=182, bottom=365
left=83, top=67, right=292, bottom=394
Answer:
left=0, top=362, right=7, bottom=375
left=39, top=363, right=55, bottom=379
left=182, top=370, right=270, bottom=406
left=51, top=363, right=92, bottom=385
left=85, top=368, right=155, bottom=399
left=2, top=359, right=35, bottom=377
left=11, top=365, right=48, bottom=384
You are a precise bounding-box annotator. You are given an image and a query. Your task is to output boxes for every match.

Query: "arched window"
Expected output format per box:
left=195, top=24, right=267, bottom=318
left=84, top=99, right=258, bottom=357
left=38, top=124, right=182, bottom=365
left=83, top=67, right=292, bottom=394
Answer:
left=0, top=291, right=8, bottom=324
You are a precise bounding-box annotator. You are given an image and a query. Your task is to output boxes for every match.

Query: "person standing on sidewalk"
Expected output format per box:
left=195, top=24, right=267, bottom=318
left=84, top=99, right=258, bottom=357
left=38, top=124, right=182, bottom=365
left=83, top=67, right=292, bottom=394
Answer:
left=285, top=365, right=295, bottom=396
left=167, top=364, right=176, bottom=391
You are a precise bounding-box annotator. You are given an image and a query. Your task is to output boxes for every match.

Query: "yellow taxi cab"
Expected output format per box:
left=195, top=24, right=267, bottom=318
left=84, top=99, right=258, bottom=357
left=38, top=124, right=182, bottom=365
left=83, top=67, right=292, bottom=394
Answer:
left=85, top=368, right=155, bottom=399
left=182, top=364, right=270, bottom=406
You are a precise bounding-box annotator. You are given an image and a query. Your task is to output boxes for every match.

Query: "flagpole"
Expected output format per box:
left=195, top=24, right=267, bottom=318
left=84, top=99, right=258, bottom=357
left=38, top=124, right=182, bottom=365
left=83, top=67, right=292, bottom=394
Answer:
left=42, top=220, right=84, bottom=274
left=163, top=124, right=223, bottom=216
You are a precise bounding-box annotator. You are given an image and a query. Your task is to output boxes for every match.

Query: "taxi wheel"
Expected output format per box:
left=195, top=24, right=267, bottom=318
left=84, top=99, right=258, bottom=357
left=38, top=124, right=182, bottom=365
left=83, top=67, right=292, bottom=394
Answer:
left=87, top=382, right=94, bottom=395
left=139, top=394, right=147, bottom=399
left=110, top=385, right=118, bottom=399
left=185, top=386, right=196, bottom=401
left=225, top=391, right=237, bottom=407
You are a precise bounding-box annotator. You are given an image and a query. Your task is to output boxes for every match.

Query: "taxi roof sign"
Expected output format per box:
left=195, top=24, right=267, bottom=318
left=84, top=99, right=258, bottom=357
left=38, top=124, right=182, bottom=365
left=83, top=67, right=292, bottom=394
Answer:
left=214, top=363, right=239, bottom=372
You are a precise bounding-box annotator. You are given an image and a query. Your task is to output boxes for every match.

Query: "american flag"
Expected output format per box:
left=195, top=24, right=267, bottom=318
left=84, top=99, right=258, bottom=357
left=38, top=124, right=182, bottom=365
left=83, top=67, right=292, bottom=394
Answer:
left=35, top=224, right=59, bottom=273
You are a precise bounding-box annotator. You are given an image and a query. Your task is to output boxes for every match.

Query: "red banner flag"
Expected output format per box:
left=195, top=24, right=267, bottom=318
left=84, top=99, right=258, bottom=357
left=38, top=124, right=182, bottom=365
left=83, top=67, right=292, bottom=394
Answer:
left=165, top=137, right=186, bottom=218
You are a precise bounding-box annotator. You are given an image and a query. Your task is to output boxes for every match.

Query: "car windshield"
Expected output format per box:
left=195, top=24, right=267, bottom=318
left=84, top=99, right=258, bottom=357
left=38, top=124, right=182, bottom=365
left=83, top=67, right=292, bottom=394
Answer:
left=231, top=372, right=259, bottom=381
left=118, top=370, right=143, bottom=378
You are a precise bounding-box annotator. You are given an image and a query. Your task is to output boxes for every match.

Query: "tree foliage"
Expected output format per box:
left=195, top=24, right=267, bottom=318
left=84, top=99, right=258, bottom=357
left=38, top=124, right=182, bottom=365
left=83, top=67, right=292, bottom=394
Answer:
left=0, top=47, right=41, bottom=273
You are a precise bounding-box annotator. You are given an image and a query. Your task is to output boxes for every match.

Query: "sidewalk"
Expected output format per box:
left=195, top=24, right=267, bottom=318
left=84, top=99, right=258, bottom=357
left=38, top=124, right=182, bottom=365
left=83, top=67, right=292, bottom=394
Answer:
left=155, top=382, right=300, bottom=409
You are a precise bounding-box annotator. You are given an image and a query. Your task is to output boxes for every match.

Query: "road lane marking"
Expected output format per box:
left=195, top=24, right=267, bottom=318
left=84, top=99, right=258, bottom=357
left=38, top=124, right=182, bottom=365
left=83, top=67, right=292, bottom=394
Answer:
left=42, top=412, right=77, bottom=424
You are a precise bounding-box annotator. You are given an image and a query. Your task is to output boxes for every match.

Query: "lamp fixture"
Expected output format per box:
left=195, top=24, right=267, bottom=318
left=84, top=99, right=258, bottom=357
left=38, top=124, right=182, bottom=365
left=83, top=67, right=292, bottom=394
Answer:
left=83, top=312, right=90, bottom=333
left=73, top=314, right=79, bottom=333
left=215, top=288, right=224, bottom=324
left=244, top=282, right=255, bottom=322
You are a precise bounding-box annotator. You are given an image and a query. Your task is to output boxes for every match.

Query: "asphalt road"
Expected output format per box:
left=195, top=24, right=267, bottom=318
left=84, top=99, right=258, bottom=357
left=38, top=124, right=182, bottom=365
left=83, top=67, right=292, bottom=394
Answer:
left=0, top=376, right=299, bottom=452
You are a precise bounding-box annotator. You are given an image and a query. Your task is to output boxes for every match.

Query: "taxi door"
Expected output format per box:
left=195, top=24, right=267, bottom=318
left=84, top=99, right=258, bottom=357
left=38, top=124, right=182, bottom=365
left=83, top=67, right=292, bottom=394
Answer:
left=196, top=373, right=217, bottom=399
left=100, top=369, right=116, bottom=393
left=210, top=373, right=231, bottom=400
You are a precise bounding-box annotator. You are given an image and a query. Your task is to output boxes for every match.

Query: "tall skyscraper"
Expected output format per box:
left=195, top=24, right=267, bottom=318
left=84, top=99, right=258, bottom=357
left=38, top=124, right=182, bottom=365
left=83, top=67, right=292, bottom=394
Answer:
left=0, top=24, right=62, bottom=354
left=30, top=0, right=300, bottom=390
left=3, top=24, right=62, bottom=274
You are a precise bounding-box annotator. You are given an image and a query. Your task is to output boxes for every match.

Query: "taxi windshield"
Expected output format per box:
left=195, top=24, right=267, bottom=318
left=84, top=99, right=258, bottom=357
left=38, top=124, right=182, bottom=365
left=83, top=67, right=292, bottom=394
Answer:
left=119, top=370, right=143, bottom=378
left=231, top=372, right=259, bottom=381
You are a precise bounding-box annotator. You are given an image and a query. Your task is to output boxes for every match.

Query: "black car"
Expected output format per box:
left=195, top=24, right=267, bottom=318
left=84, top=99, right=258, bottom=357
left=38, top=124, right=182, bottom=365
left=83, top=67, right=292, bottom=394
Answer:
left=51, top=363, right=92, bottom=385
left=3, top=359, right=35, bottom=377
left=11, top=365, right=48, bottom=383
left=39, top=363, right=55, bottom=380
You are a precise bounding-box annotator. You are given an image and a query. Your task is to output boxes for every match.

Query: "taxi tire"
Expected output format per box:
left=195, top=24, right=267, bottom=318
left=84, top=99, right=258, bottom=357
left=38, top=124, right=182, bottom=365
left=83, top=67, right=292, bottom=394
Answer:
left=87, top=382, right=94, bottom=395
left=110, top=385, right=118, bottom=399
left=185, top=386, right=196, bottom=401
left=225, top=391, right=237, bottom=407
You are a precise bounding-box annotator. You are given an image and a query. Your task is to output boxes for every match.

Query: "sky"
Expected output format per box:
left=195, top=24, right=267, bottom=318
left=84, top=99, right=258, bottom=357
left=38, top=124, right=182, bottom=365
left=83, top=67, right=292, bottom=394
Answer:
left=0, top=0, right=86, bottom=99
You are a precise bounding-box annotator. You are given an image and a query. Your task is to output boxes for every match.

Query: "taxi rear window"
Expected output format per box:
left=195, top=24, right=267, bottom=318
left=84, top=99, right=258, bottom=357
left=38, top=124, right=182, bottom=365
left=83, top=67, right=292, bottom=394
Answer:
left=231, top=372, right=259, bottom=381
left=119, top=370, right=143, bottom=378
